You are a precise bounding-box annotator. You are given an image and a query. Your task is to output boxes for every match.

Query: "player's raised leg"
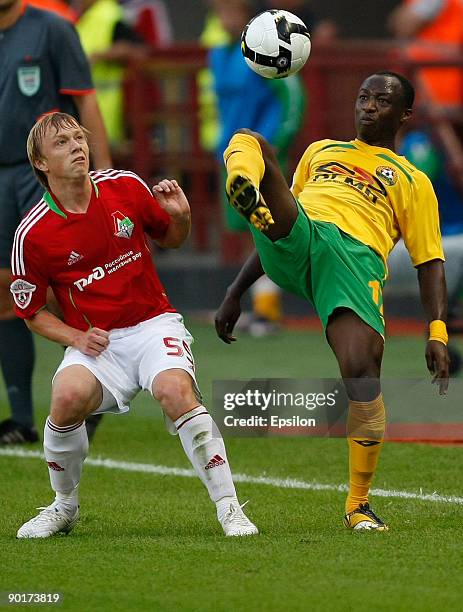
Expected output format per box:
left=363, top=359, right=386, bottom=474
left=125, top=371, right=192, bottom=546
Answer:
left=326, top=309, right=388, bottom=531
left=17, top=366, right=102, bottom=538
left=223, top=128, right=298, bottom=239
left=152, top=369, right=258, bottom=536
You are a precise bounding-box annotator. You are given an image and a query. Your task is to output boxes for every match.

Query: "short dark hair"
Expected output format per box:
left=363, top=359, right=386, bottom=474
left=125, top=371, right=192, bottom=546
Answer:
left=373, top=71, right=415, bottom=108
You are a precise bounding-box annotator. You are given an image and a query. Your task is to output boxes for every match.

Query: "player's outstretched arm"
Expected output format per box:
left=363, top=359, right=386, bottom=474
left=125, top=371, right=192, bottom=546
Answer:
left=417, top=259, right=450, bottom=395
left=152, top=179, right=191, bottom=248
left=215, top=250, right=265, bottom=344
left=26, top=309, right=109, bottom=357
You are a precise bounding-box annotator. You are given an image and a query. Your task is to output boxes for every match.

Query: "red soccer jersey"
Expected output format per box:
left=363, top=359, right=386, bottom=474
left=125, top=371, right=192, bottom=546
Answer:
left=10, top=169, right=176, bottom=330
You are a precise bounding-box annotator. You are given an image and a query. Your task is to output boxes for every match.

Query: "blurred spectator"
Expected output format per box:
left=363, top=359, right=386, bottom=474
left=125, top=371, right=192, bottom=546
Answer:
left=400, top=129, right=463, bottom=360
left=208, top=0, right=306, bottom=333
left=257, top=0, right=339, bottom=45
left=198, top=1, right=231, bottom=153
left=201, top=5, right=230, bottom=48
left=26, top=0, right=77, bottom=22
left=121, top=0, right=172, bottom=48
left=76, top=0, right=146, bottom=145
left=388, top=0, right=463, bottom=108
left=400, top=130, right=463, bottom=235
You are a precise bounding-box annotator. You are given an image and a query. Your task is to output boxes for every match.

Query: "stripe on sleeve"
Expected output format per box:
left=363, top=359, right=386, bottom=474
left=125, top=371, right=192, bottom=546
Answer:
left=12, top=201, right=49, bottom=275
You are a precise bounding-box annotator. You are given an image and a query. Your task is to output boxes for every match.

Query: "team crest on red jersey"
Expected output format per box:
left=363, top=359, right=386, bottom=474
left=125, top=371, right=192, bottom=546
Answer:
left=10, top=279, right=36, bottom=309
left=112, top=211, right=134, bottom=238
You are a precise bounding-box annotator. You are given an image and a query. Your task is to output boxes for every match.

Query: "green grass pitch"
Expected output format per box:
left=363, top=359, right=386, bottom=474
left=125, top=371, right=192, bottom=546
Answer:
left=1, top=321, right=462, bottom=611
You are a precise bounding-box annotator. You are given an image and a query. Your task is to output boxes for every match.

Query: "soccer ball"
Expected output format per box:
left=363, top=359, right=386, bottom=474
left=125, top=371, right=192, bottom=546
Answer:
left=241, top=9, right=311, bottom=79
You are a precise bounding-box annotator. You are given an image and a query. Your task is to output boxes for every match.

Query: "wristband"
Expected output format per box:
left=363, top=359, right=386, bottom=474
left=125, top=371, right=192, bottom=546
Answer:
left=429, top=320, right=448, bottom=345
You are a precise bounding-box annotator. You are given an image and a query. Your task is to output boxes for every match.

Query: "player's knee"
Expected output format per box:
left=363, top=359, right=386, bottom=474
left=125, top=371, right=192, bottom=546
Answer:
left=342, top=359, right=381, bottom=401
left=50, top=386, right=93, bottom=426
left=343, top=360, right=378, bottom=379
left=153, top=371, right=195, bottom=416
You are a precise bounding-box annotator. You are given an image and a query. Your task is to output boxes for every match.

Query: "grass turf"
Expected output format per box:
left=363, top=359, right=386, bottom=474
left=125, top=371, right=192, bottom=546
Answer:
left=0, top=321, right=462, bottom=611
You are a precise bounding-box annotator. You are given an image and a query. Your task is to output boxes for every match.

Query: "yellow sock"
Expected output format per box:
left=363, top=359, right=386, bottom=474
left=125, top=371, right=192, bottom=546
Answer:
left=252, top=276, right=282, bottom=321
left=223, top=133, right=265, bottom=193
left=253, top=291, right=282, bottom=322
left=346, top=394, right=386, bottom=513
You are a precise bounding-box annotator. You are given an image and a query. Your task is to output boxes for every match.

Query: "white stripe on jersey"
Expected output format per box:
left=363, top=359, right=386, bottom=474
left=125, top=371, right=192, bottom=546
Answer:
left=92, top=170, right=153, bottom=197
left=12, top=200, right=49, bottom=276
left=12, top=200, right=45, bottom=274
left=89, top=168, right=119, bottom=178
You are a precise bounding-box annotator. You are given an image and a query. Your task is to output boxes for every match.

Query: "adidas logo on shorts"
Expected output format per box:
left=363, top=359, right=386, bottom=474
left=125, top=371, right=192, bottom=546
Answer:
left=204, top=454, right=226, bottom=470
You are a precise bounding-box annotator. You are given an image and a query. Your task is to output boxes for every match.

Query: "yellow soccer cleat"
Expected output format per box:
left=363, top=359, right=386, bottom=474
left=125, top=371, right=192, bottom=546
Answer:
left=226, top=174, right=274, bottom=232
left=343, top=503, right=389, bottom=531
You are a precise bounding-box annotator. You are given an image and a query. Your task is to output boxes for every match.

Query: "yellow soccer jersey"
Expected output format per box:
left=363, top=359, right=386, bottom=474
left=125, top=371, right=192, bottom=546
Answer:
left=291, top=138, right=444, bottom=268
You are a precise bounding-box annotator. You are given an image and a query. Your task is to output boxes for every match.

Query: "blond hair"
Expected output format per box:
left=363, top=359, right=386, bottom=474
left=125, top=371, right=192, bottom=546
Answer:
left=27, top=112, right=88, bottom=189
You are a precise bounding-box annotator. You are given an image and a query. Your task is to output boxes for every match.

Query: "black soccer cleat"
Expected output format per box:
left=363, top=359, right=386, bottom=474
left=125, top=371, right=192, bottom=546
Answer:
left=0, top=419, right=39, bottom=445
left=226, top=175, right=274, bottom=232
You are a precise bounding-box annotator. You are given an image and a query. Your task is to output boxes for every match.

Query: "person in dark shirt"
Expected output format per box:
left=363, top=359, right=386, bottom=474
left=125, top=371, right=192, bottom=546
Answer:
left=0, top=0, right=112, bottom=444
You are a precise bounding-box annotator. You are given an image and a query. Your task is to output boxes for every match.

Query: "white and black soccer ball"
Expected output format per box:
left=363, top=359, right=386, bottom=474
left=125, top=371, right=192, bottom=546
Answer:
left=241, top=9, right=311, bottom=79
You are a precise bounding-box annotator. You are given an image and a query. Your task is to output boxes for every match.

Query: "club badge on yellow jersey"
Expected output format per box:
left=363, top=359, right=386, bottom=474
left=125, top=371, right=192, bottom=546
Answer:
left=375, top=166, right=398, bottom=186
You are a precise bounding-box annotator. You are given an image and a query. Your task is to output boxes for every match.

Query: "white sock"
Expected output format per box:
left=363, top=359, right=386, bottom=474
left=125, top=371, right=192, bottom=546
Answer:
left=175, top=406, right=237, bottom=507
left=44, top=417, right=88, bottom=511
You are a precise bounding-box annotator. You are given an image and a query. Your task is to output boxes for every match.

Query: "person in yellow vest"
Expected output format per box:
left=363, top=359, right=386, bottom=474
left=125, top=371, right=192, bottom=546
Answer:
left=198, top=4, right=230, bottom=154
left=76, top=0, right=146, bottom=144
left=388, top=0, right=463, bottom=108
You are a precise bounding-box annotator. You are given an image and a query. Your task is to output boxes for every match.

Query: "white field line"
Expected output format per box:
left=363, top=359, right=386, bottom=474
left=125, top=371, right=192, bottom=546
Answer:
left=1, top=447, right=463, bottom=505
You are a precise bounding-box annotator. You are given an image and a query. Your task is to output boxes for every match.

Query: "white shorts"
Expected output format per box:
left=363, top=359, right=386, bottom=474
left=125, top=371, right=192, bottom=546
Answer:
left=53, top=312, right=200, bottom=418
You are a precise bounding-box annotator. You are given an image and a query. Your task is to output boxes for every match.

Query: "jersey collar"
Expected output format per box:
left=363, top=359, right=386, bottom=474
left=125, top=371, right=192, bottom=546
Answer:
left=43, top=176, right=99, bottom=219
left=353, top=139, right=395, bottom=154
